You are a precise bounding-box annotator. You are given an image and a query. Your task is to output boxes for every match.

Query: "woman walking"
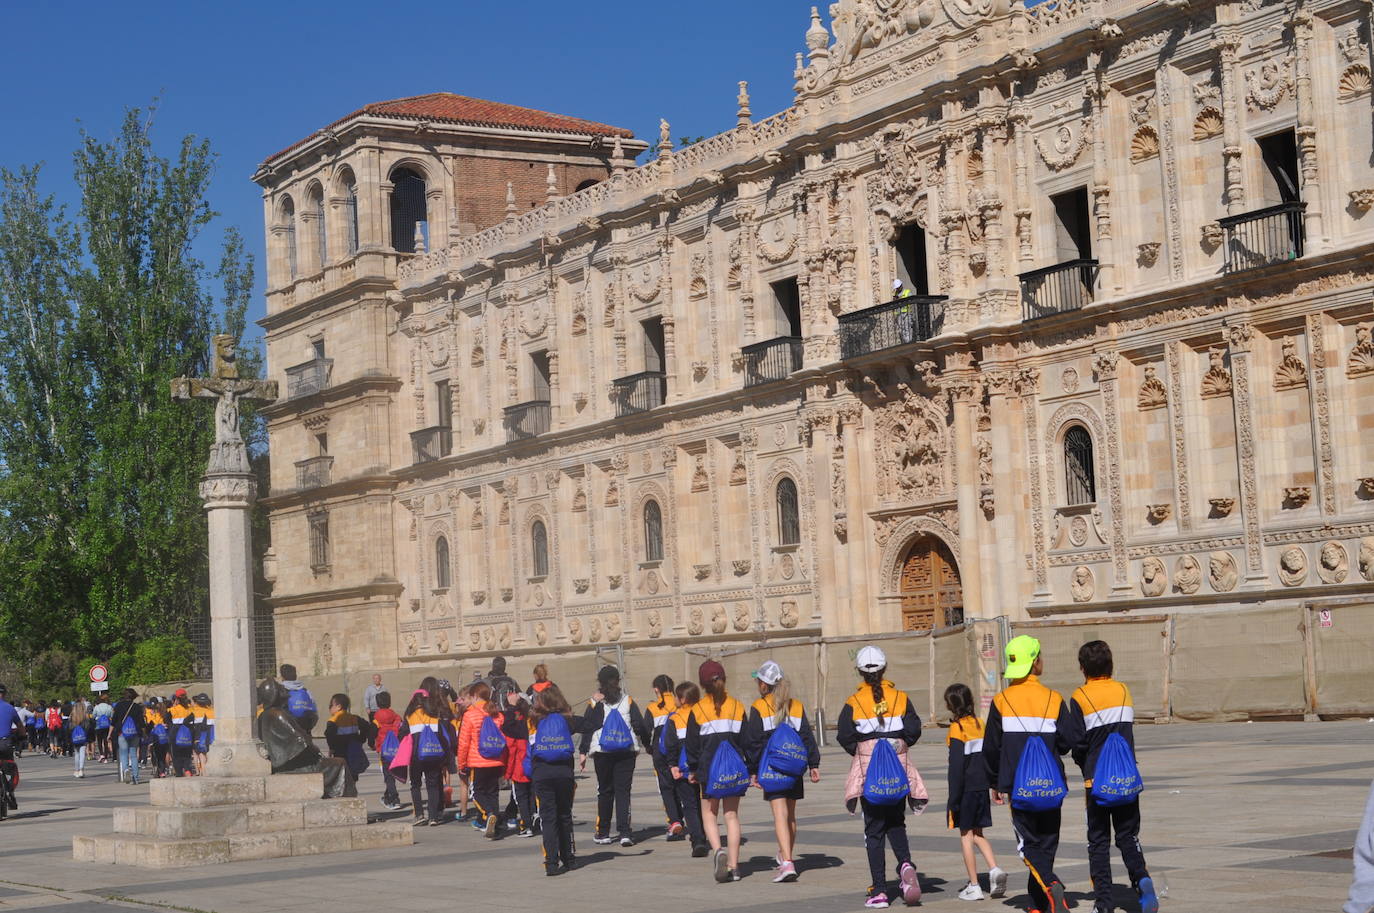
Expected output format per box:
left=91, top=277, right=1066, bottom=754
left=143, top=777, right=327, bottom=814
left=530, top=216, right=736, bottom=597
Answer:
left=742, top=661, right=821, bottom=883
left=71, top=701, right=91, bottom=778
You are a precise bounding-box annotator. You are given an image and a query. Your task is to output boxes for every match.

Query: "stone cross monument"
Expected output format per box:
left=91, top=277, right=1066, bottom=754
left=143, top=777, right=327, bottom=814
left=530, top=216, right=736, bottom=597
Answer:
left=169, top=334, right=278, bottom=778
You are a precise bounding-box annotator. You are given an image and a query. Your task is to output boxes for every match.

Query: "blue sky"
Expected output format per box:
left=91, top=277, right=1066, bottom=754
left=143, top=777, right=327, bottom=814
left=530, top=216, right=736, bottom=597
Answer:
left=1, top=1, right=813, bottom=334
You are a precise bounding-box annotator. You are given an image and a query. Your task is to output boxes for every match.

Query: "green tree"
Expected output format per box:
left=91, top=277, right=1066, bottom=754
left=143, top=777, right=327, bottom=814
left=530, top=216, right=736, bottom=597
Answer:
left=0, top=106, right=256, bottom=659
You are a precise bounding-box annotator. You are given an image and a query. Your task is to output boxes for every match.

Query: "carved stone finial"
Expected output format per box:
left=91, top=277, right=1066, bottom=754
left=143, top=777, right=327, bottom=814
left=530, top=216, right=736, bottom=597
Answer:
left=504, top=181, right=517, bottom=220
left=545, top=163, right=560, bottom=202
left=611, top=135, right=628, bottom=174
left=658, top=119, right=673, bottom=159
left=737, top=81, right=752, bottom=127
left=806, top=7, right=831, bottom=62
left=414, top=222, right=428, bottom=254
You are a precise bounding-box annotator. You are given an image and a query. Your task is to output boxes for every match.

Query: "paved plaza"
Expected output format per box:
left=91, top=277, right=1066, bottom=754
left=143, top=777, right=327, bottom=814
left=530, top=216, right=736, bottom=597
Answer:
left=0, top=720, right=1366, bottom=912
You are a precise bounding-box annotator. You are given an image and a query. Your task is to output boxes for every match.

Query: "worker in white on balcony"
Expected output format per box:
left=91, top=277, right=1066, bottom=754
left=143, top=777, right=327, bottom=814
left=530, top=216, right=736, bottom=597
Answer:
left=894, top=279, right=914, bottom=343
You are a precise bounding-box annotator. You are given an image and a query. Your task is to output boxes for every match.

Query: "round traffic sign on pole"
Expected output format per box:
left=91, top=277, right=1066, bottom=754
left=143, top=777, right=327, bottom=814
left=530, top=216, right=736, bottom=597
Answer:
left=89, top=664, right=108, bottom=684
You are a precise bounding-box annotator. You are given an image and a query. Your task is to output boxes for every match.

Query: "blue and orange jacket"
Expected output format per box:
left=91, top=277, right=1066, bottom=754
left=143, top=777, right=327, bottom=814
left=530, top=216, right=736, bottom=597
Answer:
left=407, top=707, right=457, bottom=764
left=662, top=702, right=695, bottom=773
left=983, top=675, right=1082, bottom=795
left=946, top=714, right=989, bottom=823
left=641, top=693, right=678, bottom=760
left=456, top=704, right=504, bottom=770
left=741, top=695, right=820, bottom=775
left=836, top=681, right=923, bottom=754
left=684, top=693, right=747, bottom=778
left=1068, top=677, right=1136, bottom=789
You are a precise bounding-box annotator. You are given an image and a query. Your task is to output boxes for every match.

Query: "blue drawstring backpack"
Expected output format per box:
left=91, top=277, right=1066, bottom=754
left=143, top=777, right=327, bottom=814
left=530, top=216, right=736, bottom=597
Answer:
left=120, top=714, right=139, bottom=739
left=174, top=724, right=193, bottom=748
left=415, top=726, right=445, bottom=761
left=286, top=688, right=317, bottom=721
left=71, top=725, right=88, bottom=747
left=862, top=738, right=911, bottom=805
left=379, top=729, right=401, bottom=763
left=478, top=715, right=507, bottom=760
left=94, top=715, right=109, bottom=731
left=757, top=743, right=799, bottom=792
left=196, top=729, right=209, bottom=752
left=656, top=719, right=669, bottom=756
left=1011, top=736, right=1068, bottom=811
left=530, top=714, right=574, bottom=762
left=598, top=705, right=633, bottom=752
left=1091, top=732, right=1143, bottom=806
left=704, top=741, right=750, bottom=798
left=152, top=723, right=168, bottom=745
left=763, top=719, right=808, bottom=777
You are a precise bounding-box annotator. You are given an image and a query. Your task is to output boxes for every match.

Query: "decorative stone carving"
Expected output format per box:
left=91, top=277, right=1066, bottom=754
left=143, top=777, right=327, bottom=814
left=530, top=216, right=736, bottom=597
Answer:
left=500, top=587, right=513, bottom=602
left=1174, top=555, right=1202, bottom=594
left=1348, top=189, right=1374, bottom=213
left=1137, top=364, right=1168, bottom=410
left=567, top=618, right=583, bottom=644
left=1068, top=515, right=1090, bottom=547
left=467, top=630, right=480, bottom=652
left=1146, top=504, right=1172, bottom=524
left=876, top=388, right=947, bottom=500
left=1318, top=541, right=1349, bottom=584
left=587, top=617, right=602, bottom=643
left=1359, top=478, right=1374, bottom=499
left=1360, top=537, right=1374, bottom=581
left=1130, top=126, right=1160, bottom=163
left=1207, top=551, right=1238, bottom=592
left=694, top=563, right=712, bottom=581
left=644, top=569, right=661, bottom=595
left=1347, top=324, right=1374, bottom=377
left=1245, top=57, right=1294, bottom=111
left=687, top=607, right=705, bottom=636
left=732, top=603, right=751, bottom=632
left=1036, top=120, right=1092, bottom=172
left=535, top=622, right=548, bottom=646
left=1200, top=348, right=1232, bottom=398
left=691, top=455, right=710, bottom=492
left=1061, top=367, right=1080, bottom=393
left=606, top=614, right=622, bottom=642
left=572, top=482, right=587, bottom=512
left=607, top=574, right=622, bottom=590
left=1209, top=497, right=1237, bottom=517
left=1200, top=220, right=1224, bottom=250
left=498, top=626, right=512, bottom=650
left=779, top=600, right=800, bottom=628
left=1193, top=108, right=1223, bottom=141
left=483, top=627, right=496, bottom=650
left=710, top=605, right=728, bottom=635
left=732, top=559, right=751, bottom=576
left=1278, top=546, right=1308, bottom=586
left=1339, top=64, right=1371, bottom=99
left=1140, top=557, right=1167, bottom=596
left=728, top=449, right=747, bottom=485
left=1283, top=486, right=1312, bottom=508
left=646, top=610, right=663, bottom=639
left=1136, top=241, right=1162, bottom=267
left=1273, top=337, right=1308, bottom=390
left=573, top=578, right=589, bottom=594
left=1070, top=565, right=1095, bottom=602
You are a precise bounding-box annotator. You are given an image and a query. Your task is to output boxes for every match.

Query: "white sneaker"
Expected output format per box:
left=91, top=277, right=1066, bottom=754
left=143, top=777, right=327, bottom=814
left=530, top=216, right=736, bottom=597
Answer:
left=989, top=866, right=1008, bottom=898
left=958, top=882, right=984, bottom=901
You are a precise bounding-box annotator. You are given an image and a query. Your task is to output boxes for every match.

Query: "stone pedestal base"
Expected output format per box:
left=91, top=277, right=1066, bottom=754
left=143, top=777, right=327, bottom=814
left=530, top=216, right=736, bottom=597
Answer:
left=72, top=773, right=411, bottom=867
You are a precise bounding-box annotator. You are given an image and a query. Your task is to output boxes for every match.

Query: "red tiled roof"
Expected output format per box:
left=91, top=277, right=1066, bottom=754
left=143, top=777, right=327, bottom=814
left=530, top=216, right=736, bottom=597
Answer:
left=262, top=92, right=636, bottom=167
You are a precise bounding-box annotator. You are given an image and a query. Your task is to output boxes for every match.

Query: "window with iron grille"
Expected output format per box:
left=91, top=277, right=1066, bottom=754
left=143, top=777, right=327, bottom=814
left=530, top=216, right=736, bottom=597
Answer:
left=344, top=179, right=359, bottom=254
left=390, top=168, right=427, bottom=253
left=309, top=511, right=330, bottom=571
left=1063, top=426, right=1097, bottom=505
left=531, top=521, right=549, bottom=577
left=435, top=536, right=451, bottom=589
left=312, top=189, right=326, bottom=268
left=643, top=500, right=664, bottom=562
left=776, top=477, right=800, bottom=546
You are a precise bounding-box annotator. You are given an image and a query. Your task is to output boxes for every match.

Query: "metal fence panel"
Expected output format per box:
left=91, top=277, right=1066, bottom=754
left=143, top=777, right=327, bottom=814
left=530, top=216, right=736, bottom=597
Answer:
left=1170, top=606, right=1306, bottom=720
left=1311, top=602, right=1374, bottom=716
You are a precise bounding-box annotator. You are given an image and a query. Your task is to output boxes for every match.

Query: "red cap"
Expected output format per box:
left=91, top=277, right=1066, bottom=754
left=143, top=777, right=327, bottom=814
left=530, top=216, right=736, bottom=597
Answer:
left=174, top=688, right=188, bottom=698
left=698, top=660, right=726, bottom=686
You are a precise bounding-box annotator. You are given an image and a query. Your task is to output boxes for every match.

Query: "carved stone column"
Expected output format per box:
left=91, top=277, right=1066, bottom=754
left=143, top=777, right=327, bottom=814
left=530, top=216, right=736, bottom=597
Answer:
left=1087, top=57, right=1117, bottom=293
left=1093, top=351, right=1131, bottom=594
left=658, top=233, right=679, bottom=401
left=1305, top=313, right=1336, bottom=517
left=837, top=402, right=872, bottom=635
left=1215, top=32, right=1246, bottom=215
left=1226, top=323, right=1267, bottom=583
left=1017, top=369, right=1052, bottom=603
left=948, top=380, right=985, bottom=619
left=985, top=371, right=1022, bottom=609
left=610, top=253, right=628, bottom=374
left=940, top=129, right=969, bottom=298
left=980, top=118, right=1008, bottom=282
left=737, top=205, right=759, bottom=340
left=1009, top=99, right=1034, bottom=267
left=1290, top=8, right=1324, bottom=246
left=547, top=349, right=560, bottom=427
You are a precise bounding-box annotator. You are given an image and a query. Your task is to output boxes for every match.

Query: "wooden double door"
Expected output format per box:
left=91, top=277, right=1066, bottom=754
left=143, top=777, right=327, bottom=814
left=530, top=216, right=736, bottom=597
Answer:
left=899, top=536, right=964, bottom=631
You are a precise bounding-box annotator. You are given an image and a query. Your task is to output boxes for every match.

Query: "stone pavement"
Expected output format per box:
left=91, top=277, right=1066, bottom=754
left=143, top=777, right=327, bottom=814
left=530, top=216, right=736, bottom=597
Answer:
left=0, top=721, right=1367, bottom=912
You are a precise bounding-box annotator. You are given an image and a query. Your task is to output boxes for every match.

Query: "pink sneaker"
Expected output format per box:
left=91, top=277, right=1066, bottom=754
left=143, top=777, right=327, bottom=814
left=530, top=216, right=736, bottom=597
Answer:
left=773, top=860, right=798, bottom=883
left=898, top=861, right=921, bottom=904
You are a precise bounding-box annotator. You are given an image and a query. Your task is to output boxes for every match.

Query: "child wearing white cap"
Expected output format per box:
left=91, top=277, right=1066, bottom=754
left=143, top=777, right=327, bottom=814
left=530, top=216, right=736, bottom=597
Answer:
left=741, top=660, right=821, bottom=883
left=837, top=646, right=929, bottom=909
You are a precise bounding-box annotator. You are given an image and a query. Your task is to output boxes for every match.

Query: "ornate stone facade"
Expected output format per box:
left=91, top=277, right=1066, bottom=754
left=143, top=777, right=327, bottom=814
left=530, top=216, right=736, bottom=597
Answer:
left=256, top=0, right=1374, bottom=673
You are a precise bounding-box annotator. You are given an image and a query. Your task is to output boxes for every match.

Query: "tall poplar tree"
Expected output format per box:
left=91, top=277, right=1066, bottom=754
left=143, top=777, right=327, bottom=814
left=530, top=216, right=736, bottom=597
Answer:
left=0, top=107, right=256, bottom=658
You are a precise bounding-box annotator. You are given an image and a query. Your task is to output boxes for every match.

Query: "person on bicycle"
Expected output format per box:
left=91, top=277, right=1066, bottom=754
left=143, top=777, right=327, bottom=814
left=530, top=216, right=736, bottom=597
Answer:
left=0, top=685, right=22, bottom=818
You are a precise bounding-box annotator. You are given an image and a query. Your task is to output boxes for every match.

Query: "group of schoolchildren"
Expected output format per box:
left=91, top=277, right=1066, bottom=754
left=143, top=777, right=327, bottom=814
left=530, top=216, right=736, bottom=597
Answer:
left=12, top=689, right=215, bottom=783
left=307, top=639, right=1158, bottom=913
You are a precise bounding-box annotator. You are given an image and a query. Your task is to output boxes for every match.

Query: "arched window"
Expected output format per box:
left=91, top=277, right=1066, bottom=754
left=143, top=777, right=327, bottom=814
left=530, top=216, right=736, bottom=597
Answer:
left=434, top=536, right=451, bottom=589
left=343, top=174, right=359, bottom=254
left=1064, top=425, right=1097, bottom=504
left=531, top=520, right=549, bottom=577
left=389, top=167, right=427, bottom=253
left=308, top=184, right=326, bottom=270
left=776, top=477, right=800, bottom=546
left=279, top=196, right=297, bottom=281
left=643, top=500, right=664, bottom=562
left=574, top=178, right=600, bottom=193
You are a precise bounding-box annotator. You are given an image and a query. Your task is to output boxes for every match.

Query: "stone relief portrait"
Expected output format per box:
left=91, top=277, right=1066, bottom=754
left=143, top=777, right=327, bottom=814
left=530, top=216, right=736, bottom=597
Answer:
left=1277, top=547, right=1308, bottom=587
left=1208, top=552, right=1239, bottom=592
left=1139, top=557, right=1167, bottom=597
left=1317, top=541, right=1348, bottom=584
left=1174, top=555, right=1202, bottom=595
left=1070, top=565, right=1095, bottom=602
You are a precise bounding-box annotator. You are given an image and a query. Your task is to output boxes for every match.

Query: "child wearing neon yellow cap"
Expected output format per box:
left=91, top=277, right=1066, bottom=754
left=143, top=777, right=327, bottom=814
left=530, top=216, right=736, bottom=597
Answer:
left=983, top=635, right=1083, bottom=913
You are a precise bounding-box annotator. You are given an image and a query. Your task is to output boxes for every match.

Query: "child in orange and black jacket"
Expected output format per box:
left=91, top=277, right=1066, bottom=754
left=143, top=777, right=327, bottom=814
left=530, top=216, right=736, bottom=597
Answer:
left=404, top=676, right=457, bottom=826
left=370, top=691, right=403, bottom=809
left=457, top=681, right=506, bottom=837
left=685, top=660, right=748, bottom=884
left=500, top=691, right=537, bottom=837
left=943, top=683, right=1006, bottom=902
left=324, top=693, right=373, bottom=799
left=511, top=684, right=596, bottom=876
left=638, top=674, right=685, bottom=841
left=664, top=681, right=709, bottom=858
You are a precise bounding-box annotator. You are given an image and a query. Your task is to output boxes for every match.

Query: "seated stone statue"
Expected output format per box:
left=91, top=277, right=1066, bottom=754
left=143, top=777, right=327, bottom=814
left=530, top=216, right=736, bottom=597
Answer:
left=256, top=678, right=353, bottom=799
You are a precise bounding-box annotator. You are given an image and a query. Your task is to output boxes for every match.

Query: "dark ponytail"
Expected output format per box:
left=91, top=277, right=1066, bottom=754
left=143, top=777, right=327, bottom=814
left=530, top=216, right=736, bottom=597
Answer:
left=944, top=682, right=975, bottom=722
left=861, top=668, right=886, bottom=722
left=707, top=678, right=726, bottom=714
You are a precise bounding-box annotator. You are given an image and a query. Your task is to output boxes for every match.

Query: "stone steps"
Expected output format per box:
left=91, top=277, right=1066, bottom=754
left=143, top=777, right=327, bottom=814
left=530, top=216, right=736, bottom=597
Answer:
left=74, top=820, right=412, bottom=867
left=115, top=797, right=367, bottom=839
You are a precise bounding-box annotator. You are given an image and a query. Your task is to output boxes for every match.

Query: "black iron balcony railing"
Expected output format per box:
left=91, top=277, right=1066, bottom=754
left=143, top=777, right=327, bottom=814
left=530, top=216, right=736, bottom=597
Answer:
left=503, top=401, right=551, bottom=441
left=294, top=455, right=334, bottom=489
left=284, top=358, right=333, bottom=399
left=1019, top=259, right=1100, bottom=321
left=837, top=296, right=948, bottom=360
left=611, top=371, right=667, bottom=418
left=1217, top=201, right=1305, bottom=273
left=410, top=425, right=453, bottom=463
left=741, top=336, right=803, bottom=387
